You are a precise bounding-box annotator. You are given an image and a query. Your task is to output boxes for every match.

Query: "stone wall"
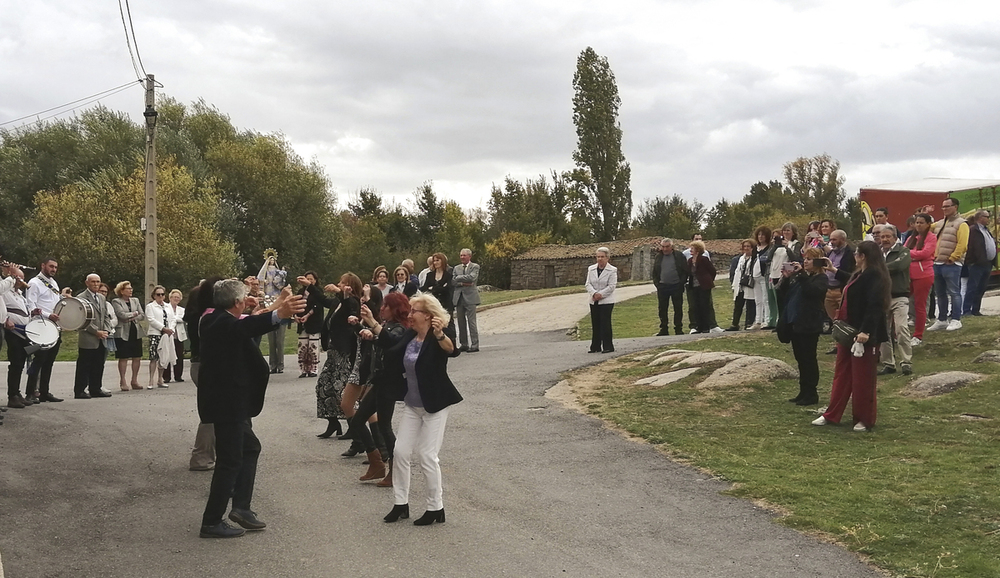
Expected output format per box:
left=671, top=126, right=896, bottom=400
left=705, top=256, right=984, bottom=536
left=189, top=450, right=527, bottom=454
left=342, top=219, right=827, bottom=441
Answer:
left=510, top=255, right=637, bottom=290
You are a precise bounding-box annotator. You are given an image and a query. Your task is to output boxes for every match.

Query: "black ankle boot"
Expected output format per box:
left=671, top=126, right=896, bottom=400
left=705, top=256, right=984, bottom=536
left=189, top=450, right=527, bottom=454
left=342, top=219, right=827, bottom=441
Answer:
left=341, top=439, right=364, bottom=457
left=317, top=419, right=342, bottom=439
left=413, top=508, right=445, bottom=526
left=384, top=504, right=409, bottom=523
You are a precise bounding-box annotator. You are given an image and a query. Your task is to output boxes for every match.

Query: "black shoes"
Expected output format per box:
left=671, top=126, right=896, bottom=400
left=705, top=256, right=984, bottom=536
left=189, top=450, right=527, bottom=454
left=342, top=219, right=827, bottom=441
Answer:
left=299, top=373, right=308, bottom=378
left=724, top=326, right=740, bottom=332
left=228, top=509, right=266, bottom=531
left=74, top=393, right=92, bottom=399
left=39, top=393, right=63, bottom=402
left=341, top=440, right=364, bottom=457
left=795, top=397, right=819, bottom=406
left=655, top=331, right=669, bottom=336
left=588, top=349, right=600, bottom=353
left=317, top=419, right=343, bottom=439
left=199, top=521, right=246, bottom=538
left=877, top=366, right=897, bottom=376
left=467, top=347, right=479, bottom=353
left=413, top=508, right=446, bottom=526
left=901, top=365, right=913, bottom=376
left=602, top=348, right=615, bottom=353
left=458, top=345, right=469, bottom=352
left=384, top=504, right=409, bottom=523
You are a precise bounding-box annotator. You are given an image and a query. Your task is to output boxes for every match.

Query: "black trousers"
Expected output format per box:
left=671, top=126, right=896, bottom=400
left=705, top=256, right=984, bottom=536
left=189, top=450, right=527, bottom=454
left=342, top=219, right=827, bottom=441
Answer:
left=790, top=332, right=820, bottom=400
left=73, top=344, right=106, bottom=395
left=345, top=383, right=397, bottom=459
left=732, top=295, right=756, bottom=328
left=589, top=303, right=614, bottom=352
left=202, top=420, right=261, bottom=526
left=163, top=339, right=185, bottom=381
left=656, top=284, right=684, bottom=334
left=26, top=338, right=61, bottom=395
left=5, top=329, right=28, bottom=398
left=687, top=288, right=714, bottom=332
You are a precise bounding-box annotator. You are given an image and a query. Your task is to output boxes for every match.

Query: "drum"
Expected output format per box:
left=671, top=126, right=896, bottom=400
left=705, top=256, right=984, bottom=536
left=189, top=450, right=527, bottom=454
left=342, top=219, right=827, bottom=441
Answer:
left=54, top=297, right=97, bottom=331
left=24, top=318, right=59, bottom=352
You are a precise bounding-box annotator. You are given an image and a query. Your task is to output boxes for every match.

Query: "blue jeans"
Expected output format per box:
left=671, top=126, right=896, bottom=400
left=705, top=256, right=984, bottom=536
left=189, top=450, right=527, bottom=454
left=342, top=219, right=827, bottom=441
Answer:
left=963, top=262, right=993, bottom=315
left=933, top=263, right=962, bottom=321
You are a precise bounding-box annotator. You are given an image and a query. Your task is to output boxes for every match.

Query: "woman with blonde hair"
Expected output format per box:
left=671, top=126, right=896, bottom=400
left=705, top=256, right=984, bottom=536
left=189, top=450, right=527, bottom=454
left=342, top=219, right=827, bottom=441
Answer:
left=163, top=289, right=188, bottom=383
left=112, top=280, right=146, bottom=390
left=382, top=293, right=462, bottom=525
left=145, top=285, right=175, bottom=389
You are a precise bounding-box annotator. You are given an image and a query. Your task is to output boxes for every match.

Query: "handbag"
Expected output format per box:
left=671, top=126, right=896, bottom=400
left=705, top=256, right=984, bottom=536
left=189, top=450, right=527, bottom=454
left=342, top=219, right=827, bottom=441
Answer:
left=831, top=319, right=859, bottom=347
left=739, top=274, right=754, bottom=288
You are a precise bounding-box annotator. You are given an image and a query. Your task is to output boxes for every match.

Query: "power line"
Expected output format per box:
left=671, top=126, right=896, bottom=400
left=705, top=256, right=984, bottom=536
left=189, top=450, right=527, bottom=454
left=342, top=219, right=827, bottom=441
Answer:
left=0, top=81, right=142, bottom=128
left=124, top=0, right=147, bottom=77
left=118, top=0, right=143, bottom=80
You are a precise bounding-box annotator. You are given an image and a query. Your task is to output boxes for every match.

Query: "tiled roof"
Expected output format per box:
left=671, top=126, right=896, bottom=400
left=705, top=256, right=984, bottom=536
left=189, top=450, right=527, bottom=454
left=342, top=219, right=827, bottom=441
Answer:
left=513, top=237, right=745, bottom=261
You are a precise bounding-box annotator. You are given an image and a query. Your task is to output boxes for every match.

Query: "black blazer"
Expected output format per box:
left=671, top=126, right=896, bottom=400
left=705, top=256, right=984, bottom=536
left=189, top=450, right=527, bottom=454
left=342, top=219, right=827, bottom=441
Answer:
left=421, top=268, right=454, bottom=312
left=966, top=225, right=998, bottom=267
left=389, top=280, right=418, bottom=297
left=298, top=284, right=326, bottom=335
left=776, top=271, right=829, bottom=334
left=838, top=268, right=889, bottom=343
left=320, top=294, right=360, bottom=354
left=373, top=321, right=408, bottom=392
left=196, top=309, right=276, bottom=423
left=384, top=326, right=462, bottom=413
left=652, top=251, right=690, bottom=288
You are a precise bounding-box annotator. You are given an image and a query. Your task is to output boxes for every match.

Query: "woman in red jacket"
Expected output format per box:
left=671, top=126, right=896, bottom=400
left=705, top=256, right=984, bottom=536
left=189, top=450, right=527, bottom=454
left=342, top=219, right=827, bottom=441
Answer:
left=905, top=213, right=937, bottom=346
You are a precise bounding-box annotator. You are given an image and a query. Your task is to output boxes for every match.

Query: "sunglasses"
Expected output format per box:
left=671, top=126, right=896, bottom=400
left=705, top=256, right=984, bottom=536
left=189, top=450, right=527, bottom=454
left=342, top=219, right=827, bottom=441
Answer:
left=154, top=293, right=165, bottom=296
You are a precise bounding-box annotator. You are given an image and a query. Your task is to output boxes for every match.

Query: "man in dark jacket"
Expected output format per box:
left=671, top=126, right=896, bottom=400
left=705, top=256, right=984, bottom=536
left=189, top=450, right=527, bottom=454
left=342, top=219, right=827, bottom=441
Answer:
left=651, top=238, right=690, bottom=336
left=198, top=279, right=304, bottom=538
left=963, top=210, right=997, bottom=316
left=876, top=225, right=913, bottom=376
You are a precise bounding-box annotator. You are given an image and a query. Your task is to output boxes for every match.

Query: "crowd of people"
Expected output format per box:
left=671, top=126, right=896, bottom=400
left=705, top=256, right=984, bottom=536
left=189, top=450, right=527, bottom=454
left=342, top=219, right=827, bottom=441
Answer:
left=1, top=248, right=481, bottom=534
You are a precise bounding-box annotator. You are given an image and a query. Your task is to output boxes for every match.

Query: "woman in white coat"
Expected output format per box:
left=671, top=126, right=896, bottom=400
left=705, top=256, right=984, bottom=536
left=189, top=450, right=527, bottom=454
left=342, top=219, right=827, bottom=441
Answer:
left=145, top=285, right=175, bottom=389
left=727, top=240, right=757, bottom=331
left=586, top=247, right=618, bottom=353
left=163, top=289, right=188, bottom=383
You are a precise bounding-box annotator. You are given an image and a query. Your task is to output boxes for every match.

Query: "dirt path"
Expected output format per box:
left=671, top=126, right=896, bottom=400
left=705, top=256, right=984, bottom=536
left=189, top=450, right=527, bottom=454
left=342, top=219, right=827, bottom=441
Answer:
left=477, top=283, right=655, bottom=334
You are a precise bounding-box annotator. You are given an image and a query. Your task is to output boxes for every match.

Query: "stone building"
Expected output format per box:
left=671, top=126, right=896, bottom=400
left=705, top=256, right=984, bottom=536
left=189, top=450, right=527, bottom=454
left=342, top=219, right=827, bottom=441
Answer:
left=510, top=237, right=744, bottom=289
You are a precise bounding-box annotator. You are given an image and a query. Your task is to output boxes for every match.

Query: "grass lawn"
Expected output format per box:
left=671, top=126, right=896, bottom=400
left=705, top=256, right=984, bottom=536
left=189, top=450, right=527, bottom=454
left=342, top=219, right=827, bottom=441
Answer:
left=569, top=299, right=1000, bottom=577
left=577, top=285, right=737, bottom=340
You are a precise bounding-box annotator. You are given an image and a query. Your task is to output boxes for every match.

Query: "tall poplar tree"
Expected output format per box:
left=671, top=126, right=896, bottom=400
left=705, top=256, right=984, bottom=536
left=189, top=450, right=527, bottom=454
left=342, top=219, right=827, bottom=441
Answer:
left=571, top=47, right=632, bottom=241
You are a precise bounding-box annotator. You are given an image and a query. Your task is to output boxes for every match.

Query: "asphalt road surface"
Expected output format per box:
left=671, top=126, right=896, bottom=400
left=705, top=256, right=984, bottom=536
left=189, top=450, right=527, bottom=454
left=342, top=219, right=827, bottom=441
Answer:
left=0, top=305, right=881, bottom=577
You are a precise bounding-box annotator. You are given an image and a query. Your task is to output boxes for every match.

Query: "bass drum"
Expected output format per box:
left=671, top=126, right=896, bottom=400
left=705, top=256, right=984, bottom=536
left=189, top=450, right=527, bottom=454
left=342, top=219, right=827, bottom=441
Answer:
left=24, top=317, right=59, bottom=352
left=54, top=297, right=97, bottom=331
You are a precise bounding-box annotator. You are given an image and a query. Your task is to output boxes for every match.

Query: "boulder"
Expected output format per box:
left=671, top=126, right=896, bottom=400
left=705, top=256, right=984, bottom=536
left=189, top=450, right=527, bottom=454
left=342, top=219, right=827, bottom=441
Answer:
left=902, top=372, right=984, bottom=398
left=697, top=356, right=799, bottom=389
left=630, top=353, right=657, bottom=361
left=634, top=367, right=701, bottom=387
left=973, top=350, right=1000, bottom=363
left=673, top=351, right=746, bottom=368
left=648, top=350, right=699, bottom=366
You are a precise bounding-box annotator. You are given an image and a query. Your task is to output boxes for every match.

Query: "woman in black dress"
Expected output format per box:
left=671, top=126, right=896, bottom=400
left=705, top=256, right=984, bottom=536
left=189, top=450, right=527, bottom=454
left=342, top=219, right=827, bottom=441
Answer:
left=420, top=252, right=454, bottom=315
left=315, top=272, right=362, bottom=438
left=294, top=271, right=324, bottom=378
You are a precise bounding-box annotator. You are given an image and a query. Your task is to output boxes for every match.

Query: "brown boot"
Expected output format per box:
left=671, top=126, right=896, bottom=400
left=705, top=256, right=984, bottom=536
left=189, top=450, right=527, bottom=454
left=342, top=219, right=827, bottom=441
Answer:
left=377, top=459, right=393, bottom=487
left=359, top=451, right=386, bottom=481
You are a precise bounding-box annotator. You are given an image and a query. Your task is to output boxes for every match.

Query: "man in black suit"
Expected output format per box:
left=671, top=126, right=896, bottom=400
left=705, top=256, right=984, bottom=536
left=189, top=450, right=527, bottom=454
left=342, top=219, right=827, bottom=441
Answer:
left=651, top=238, right=690, bottom=336
left=198, top=279, right=305, bottom=538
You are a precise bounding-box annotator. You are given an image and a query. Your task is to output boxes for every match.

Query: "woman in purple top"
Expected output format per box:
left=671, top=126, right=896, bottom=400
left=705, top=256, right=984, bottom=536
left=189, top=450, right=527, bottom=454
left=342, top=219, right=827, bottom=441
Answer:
left=381, top=294, right=462, bottom=526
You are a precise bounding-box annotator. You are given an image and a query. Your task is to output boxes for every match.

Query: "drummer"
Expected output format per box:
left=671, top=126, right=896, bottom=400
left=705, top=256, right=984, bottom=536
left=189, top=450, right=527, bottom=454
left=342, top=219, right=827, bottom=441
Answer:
left=3, top=274, right=34, bottom=409
left=25, top=258, right=65, bottom=403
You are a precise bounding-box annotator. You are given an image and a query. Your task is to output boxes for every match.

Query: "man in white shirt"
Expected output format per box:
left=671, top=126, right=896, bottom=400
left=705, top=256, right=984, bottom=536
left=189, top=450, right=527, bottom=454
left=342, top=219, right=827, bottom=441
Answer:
left=25, top=258, right=64, bottom=402
left=417, top=255, right=434, bottom=287
left=3, top=272, right=34, bottom=408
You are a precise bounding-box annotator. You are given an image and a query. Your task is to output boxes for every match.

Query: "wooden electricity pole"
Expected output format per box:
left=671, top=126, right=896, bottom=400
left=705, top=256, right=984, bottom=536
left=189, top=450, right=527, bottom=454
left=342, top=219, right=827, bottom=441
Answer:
left=142, top=74, right=158, bottom=299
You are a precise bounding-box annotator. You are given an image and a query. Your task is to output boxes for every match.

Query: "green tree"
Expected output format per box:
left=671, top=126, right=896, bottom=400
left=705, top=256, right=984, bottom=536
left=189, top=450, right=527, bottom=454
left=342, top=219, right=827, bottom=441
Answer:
left=632, top=194, right=706, bottom=239
left=570, top=47, right=632, bottom=241
left=27, top=158, right=239, bottom=290
left=782, top=153, right=846, bottom=216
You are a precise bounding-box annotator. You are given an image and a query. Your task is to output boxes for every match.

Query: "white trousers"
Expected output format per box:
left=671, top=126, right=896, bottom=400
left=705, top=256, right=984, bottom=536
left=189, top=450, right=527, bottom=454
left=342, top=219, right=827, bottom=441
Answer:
left=393, top=404, right=450, bottom=510
left=752, top=276, right=769, bottom=325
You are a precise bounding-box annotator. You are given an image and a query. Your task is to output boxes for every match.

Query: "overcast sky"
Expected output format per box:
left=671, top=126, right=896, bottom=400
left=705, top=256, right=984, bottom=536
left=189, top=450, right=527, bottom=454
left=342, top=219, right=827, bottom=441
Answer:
left=3, top=0, right=999, bottom=215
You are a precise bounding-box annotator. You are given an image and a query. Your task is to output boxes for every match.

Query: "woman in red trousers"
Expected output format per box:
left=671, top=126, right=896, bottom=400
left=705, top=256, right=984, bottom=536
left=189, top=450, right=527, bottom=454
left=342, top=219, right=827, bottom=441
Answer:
left=905, top=213, right=937, bottom=346
left=812, top=241, right=890, bottom=432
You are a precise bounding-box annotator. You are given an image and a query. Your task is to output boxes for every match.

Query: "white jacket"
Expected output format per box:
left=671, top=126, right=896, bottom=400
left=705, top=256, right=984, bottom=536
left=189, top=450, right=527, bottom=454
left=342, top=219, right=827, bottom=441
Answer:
left=731, top=254, right=759, bottom=299
left=145, top=301, right=176, bottom=336
left=586, top=263, right=618, bottom=305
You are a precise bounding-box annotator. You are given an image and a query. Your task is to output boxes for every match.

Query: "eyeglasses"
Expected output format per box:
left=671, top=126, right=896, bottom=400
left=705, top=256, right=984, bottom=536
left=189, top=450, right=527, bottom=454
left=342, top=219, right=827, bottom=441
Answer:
left=410, top=309, right=428, bottom=315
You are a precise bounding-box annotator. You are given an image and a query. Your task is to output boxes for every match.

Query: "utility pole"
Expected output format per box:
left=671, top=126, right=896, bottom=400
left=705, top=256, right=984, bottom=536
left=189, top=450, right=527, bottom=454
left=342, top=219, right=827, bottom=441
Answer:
left=142, top=74, right=158, bottom=299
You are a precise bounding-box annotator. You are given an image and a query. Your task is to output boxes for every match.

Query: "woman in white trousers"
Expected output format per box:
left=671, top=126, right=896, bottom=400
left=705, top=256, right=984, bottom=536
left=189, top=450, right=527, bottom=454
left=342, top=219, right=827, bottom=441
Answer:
left=381, top=294, right=463, bottom=526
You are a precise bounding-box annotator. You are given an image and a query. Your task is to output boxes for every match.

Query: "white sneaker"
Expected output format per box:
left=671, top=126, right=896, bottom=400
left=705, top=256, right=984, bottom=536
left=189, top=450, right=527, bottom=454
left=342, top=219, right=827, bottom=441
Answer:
left=689, top=329, right=699, bottom=334
left=946, top=319, right=963, bottom=331
left=811, top=416, right=828, bottom=426
left=911, top=337, right=922, bottom=346
left=853, top=422, right=868, bottom=432
left=709, top=326, right=724, bottom=334
left=926, top=320, right=948, bottom=331
left=748, top=323, right=762, bottom=331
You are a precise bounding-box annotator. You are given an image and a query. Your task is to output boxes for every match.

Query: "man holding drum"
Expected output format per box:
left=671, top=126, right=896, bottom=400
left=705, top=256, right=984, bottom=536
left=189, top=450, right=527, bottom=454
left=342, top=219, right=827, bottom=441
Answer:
left=73, top=274, right=112, bottom=399
left=3, top=273, right=35, bottom=408
left=25, top=258, right=64, bottom=402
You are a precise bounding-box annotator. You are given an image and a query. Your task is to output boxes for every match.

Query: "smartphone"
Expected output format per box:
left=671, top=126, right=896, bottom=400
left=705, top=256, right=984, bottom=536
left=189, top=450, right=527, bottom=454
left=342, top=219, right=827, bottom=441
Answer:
left=781, top=262, right=796, bottom=272
left=813, top=257, right=830, bottom=268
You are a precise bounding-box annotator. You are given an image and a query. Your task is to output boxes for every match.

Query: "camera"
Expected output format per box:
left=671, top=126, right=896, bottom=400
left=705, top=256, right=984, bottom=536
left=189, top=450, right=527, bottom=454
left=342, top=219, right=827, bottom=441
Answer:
left=774, top=235, right=784, bottom=243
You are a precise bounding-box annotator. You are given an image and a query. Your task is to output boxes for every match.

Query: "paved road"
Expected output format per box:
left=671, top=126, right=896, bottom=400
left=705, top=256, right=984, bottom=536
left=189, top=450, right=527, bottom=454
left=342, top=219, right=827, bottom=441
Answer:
left=0, top=299, right=881, bottom=578
left=477, top=284, right=655, bottom=334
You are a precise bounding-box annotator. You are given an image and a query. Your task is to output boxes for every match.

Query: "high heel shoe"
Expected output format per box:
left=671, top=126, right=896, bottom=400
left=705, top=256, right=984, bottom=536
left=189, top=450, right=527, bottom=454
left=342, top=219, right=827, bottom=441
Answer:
left=317, top=419, right=342, bottom=439
left=413, top=508, right=445, bottom=526
left=383, top=504, right=409, bottom=523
